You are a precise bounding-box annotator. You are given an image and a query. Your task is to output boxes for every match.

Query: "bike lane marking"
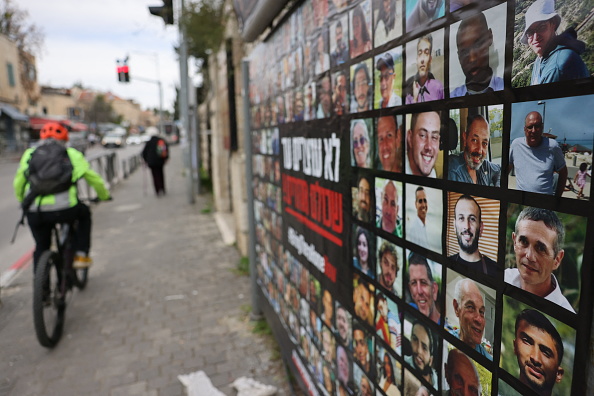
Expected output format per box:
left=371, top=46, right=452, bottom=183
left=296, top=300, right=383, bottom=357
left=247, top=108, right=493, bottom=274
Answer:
left=0, top=247, right=33, bottom=288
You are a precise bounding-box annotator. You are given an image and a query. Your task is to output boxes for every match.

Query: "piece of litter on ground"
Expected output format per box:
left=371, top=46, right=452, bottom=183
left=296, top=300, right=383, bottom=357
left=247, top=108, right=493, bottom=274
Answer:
left=164, top=294, right=185, bottom=301
left=232, top=376, right=277, bottom=396
left=178, top=370, right=225, bottom=396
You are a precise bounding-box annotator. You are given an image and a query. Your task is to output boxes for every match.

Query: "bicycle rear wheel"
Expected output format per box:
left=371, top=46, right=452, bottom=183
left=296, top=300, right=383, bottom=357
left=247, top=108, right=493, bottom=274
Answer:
left=33, top=250, right=65, bottom=348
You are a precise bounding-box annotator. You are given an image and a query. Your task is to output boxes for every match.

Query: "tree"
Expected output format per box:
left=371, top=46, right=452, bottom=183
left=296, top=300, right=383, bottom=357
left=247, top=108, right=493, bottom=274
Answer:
left=182, top=0, right=225, bottom=67
left=182, top=0, right=225, bottom=104
left=84, top=94, right=118, bottom=126
left=0, top=0, right=44, bottom=55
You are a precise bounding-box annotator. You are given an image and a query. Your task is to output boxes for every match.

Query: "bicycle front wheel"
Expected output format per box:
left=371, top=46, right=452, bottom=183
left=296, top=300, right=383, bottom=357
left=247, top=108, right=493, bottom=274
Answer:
left=33, top=250, right=65, bottom=348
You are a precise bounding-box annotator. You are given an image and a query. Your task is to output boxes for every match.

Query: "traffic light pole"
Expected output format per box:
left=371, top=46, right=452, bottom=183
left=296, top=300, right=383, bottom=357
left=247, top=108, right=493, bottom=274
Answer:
left=128, top=75, right=164, bottom=136
left=178, top=0, right=195, bottom=204
left=129, top=52, right=165, bottom=135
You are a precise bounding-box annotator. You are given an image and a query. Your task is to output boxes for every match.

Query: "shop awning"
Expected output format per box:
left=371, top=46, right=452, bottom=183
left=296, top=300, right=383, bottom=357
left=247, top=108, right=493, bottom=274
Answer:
left=0, top=103, right=29, bottom=122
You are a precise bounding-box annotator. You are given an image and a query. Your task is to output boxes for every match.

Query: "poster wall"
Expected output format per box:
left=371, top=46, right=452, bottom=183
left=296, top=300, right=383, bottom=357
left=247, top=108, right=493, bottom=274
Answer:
left=248, top=0, right=593, bottom=395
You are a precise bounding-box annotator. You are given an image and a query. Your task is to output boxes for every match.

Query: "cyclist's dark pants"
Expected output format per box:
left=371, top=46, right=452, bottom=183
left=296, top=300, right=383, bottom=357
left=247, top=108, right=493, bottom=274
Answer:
left=27, top=203, right=92, bottom=273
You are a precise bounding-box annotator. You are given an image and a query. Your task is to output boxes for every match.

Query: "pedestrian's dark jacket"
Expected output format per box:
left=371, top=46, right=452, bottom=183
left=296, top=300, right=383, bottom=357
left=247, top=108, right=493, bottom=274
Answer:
left=142, top=136, right=169, bottom=167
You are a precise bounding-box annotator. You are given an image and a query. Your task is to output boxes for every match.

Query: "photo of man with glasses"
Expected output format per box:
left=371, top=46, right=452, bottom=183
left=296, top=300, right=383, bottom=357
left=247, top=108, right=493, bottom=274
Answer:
left=375, top=51, right=402, bottom=109
left=519, top=0, right=589, bottom=86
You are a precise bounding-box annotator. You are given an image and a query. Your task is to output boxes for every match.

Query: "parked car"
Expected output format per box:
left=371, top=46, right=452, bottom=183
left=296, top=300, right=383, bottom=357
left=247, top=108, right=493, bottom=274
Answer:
left=102, top=132, right=126, bottom=148
left=126, top=135, right=144, bottom=145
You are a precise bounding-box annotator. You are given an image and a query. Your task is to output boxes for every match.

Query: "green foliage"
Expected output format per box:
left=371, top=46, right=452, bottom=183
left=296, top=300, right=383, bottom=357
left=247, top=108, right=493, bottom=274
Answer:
left=200, top=166, right=213, bottom=192
left=0, top=0, right=44, bottom=54
left=252, top=317, right=272, bottom=336
left=182, top=0, right=225, bottom=65
left=84, top=94, right=118, bottom=125
left=234, top=256, right=250, bottom=276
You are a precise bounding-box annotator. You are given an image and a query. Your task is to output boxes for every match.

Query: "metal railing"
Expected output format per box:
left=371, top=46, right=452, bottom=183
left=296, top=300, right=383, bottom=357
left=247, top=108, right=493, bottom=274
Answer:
left=78, top=151, right=142, bottom=199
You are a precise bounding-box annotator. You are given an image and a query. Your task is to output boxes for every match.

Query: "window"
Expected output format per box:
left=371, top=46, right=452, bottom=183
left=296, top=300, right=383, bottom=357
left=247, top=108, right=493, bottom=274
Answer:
left=7, top=63, right=15, bottom=87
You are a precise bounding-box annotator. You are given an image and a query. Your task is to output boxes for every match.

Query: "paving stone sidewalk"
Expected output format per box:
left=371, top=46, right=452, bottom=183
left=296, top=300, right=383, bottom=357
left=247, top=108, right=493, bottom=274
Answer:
left=0, top=145, right=294, bottom=396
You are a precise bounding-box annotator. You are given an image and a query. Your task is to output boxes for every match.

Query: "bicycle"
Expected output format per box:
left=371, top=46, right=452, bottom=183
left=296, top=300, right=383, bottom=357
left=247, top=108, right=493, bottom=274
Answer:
left=32, top=203, right=96, bottom=348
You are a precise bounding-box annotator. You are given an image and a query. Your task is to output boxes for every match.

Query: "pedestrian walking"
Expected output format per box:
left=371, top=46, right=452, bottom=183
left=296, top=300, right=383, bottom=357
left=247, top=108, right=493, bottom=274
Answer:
left=141, top=127, right=169, bottom=196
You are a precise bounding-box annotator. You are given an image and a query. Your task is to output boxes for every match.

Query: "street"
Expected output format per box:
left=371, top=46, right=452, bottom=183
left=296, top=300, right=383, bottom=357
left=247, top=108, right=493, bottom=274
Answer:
left=0, top=144, right=293, bottom=396
left=0, top=143, right=144, bottom=289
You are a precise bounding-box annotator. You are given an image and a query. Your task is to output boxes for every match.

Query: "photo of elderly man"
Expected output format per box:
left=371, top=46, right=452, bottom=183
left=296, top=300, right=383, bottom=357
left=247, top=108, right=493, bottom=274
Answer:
left=445, top=270, right=495, bottom=361
left=513, top=0, right=590, bottom=87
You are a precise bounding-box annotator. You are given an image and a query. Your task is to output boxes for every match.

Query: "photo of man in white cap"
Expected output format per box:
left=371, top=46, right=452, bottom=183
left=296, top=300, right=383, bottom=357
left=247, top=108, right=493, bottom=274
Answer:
left=518, top=0, right=589, bottom=85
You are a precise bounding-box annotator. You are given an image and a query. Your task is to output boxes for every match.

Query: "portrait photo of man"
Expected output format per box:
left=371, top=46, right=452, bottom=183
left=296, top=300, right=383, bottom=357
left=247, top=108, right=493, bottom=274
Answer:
left=505, top=206, right=585, bottom=313
left=508, top=96, right=594, bottom=198
left=352, top=173, right=372, bottom=222
left=374, top=49, right=403, bottom=109
left=377, top=237, right=402, bottom=297
left=501, top=297, right=575, bottom=396
left=337, top=344, right=353, bottom=388
left=405, top=31, right=445, bottom=104
left=447, top=193, right=499, bottom=277
left=442, top=347, right=490, bottom=396
left=354, top=363, right=375, bottom=396
left=449, top=5, right=506, bottom=97
left=374, top=0, right=402, bottom=47
left=513, top=0, right=590, bottom=87
left=330, top=16, right=350, bottom=67
left=375, top=115, right=403, bottom=173
left=375, top=178, right=403, bottom=237
left=405, top=184, right=443, bottom=254
left=332, top=70, right=348, bottom=116
left=335, top=302, right=352, bottom=348
left=448, top=108, right=502, bottom=187
left=405, top=252, right=442, bottom=325
left=353, top=275, right=375, bottom=326
left=353, top=321, right=376, bottom=379
left=403, top=316, right=439, bottom=388
left=406, top=0, right=444, bottom=32
left=445, top=271, right=495, bottom=361
left=508, top=110, right=567, bottom=196
left=316, top=74, right=332, bottom=119
left=375, top=292, right=401, bottom=353
left=351, top=59, right=373, bottom=113
left=405, top=111, right=443, bottom=178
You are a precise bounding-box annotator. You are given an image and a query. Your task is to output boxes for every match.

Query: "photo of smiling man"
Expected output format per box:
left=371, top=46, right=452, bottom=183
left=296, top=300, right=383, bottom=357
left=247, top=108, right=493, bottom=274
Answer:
left=405, top=111, right=443, bottom=178
left=445, top=269, right=495, bottom=361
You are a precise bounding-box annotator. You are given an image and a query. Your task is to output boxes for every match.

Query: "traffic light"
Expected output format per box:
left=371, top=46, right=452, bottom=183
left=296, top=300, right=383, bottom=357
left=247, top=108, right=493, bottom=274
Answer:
left=149, top=0, right=174, bottom=25
left=116, top=59, right=130, bottom=83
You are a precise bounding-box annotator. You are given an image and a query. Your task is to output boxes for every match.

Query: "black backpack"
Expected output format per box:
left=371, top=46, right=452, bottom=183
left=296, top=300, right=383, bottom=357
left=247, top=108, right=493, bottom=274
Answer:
left=22, top=140, right=74, bottom=210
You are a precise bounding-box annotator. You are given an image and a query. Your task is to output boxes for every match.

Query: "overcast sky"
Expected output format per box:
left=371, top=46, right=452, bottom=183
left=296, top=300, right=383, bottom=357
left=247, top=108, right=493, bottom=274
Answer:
left=19, top=0, right=184, bottom=113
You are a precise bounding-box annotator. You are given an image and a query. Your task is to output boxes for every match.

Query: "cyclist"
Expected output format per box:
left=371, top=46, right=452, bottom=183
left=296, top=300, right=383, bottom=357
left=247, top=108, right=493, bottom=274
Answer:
left=13, top=122, right=111, bottom=271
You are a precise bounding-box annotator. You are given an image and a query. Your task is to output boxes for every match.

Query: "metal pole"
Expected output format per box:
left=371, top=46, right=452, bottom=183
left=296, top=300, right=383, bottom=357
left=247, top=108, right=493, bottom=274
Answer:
left=242, top=59, right=261, bottom=317
left=178, top=0, right=194, bottom=204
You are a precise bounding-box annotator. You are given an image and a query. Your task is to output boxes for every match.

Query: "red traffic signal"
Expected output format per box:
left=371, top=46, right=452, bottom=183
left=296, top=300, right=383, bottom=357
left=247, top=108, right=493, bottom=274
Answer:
left=116, top=60, right=130, bottom=83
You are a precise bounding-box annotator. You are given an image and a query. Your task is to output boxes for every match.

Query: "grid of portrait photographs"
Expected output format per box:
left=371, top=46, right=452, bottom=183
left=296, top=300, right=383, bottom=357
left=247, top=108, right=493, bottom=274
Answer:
left=248, top=0, right=593, bottom=395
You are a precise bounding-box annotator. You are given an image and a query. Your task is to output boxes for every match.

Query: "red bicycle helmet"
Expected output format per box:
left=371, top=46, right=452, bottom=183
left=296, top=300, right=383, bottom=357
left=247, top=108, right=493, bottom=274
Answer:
left=40, top=122, right=69, bottom=141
